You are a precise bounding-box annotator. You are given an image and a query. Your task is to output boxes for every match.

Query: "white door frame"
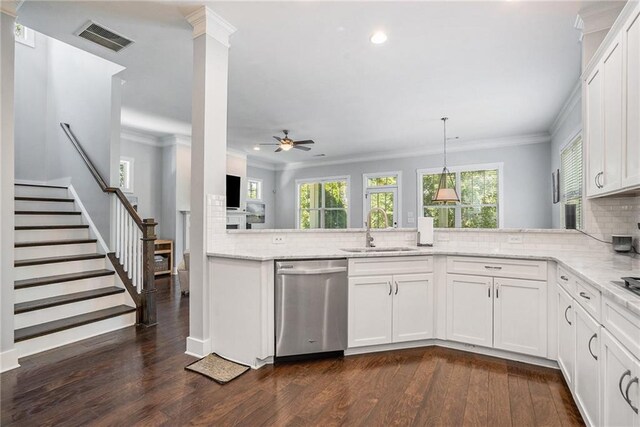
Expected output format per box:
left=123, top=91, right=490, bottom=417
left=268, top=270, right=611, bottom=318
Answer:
left=362, top=171, right=402, bottom=228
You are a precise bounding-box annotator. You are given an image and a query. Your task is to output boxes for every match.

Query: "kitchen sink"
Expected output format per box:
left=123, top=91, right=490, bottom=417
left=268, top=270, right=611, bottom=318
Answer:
left=340, top=246, right=417, bottom=253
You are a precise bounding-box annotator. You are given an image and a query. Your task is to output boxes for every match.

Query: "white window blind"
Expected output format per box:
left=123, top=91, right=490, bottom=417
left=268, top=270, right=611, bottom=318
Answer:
left=560, top=136, right=583, bottom=228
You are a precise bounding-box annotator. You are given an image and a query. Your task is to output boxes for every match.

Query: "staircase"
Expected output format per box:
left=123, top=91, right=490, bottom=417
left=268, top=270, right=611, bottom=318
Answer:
left=14, top=183, right=136, bottom=358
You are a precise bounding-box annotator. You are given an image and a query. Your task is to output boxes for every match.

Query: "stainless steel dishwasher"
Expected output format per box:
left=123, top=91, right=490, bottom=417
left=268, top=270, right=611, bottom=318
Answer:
left=275, top=259, right=348, bottom=359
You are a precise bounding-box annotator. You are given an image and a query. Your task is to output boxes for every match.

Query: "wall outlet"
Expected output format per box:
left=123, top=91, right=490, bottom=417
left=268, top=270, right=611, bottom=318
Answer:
left=272, top=235, right=285, bottom=244
left=508, top=235, right=523, bottom=244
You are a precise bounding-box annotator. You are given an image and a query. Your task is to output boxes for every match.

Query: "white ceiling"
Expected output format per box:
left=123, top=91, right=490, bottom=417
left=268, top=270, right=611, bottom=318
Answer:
left=17, top=1, right=605, bottom=165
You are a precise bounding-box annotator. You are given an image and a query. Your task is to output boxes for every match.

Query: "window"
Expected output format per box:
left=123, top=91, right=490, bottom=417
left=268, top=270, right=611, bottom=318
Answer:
left=418, top=164, right=502, bottom=228
left=247, top=178, right=262, bottom=201
left=297, top=176, right=349, bottom=229
left=119, top=157, right=134, bottom=193
left=561, top=135, right=583, bottom=228
left=363, top=172, right=401, bottom=228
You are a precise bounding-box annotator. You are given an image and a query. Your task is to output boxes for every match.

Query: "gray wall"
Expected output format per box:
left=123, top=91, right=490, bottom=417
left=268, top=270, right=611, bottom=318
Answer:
left=274, top=142, right=553, bottom=229
left=120, top=138, right=163, bottom=233
left=246, top=165, right=276, bottom=229
left=14, top=33, right=123, bottom=243
left=550, top=94, right=582, bottom=229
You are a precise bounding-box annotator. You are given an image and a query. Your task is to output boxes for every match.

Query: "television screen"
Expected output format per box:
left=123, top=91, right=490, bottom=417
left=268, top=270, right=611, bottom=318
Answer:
left=226, top=175, right=241, bottom=209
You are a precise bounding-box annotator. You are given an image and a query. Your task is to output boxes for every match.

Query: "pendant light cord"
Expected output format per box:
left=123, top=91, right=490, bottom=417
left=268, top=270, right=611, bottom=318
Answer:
left=442, top=117, right=448, bottom=168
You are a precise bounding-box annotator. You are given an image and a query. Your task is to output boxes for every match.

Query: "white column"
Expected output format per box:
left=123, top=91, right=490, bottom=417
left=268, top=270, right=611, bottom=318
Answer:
left=0, top=4, right=19, bottom=372
left=186, top=7, right=236, bottom=357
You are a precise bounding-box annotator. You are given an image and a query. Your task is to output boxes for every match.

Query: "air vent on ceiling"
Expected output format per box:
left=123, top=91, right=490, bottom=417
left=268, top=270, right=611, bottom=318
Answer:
left=76, top=21, right=133, bottom=52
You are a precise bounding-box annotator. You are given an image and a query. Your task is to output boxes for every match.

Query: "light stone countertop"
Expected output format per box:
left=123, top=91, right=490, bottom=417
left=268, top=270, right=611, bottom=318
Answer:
left=208, top=246, right=640, bottom=317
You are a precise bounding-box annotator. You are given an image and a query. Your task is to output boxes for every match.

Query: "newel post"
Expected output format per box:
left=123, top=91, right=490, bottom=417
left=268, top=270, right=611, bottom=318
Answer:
left=141, top=218, right=158, bottom=327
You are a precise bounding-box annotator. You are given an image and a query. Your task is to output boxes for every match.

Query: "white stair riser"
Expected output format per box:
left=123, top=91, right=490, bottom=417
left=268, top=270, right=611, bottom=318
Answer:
left=15, top=311, right=136, bottom=358
left=15, top=275, right=115, bottom=303
left=15, top=186, right=69, bottom=198
left=15, top=228, right=89, bottom=242
left=15, top=200, right=77, bottom=212
left=15, top=258, right=106, bottom=281
left=15, top=214, right=83, bottom=226
left=15, top=242, right=97, bottom=260
left=15, top=292, right=127, bottom=329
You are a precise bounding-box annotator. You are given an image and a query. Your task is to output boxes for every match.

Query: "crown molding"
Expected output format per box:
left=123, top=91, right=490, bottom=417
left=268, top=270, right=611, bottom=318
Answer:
left=247, top=157, right=279, bottom=171
left=121, top=128, right=162, bottom=147
left=272, top=133, right=551, bottom=172
left=577, top=2, right=626, bottom=35
left=186, top=6, right=236, bottom=46
left=549, top=80, right=582, bottom=139
left=0, top=1, right=19, bottom=17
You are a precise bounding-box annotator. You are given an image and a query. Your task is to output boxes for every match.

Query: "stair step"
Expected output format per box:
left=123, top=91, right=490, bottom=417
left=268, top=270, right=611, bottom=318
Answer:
left=15, top=196, right=75, bottom=203
left=15, top=239, right=97, bottom=248
left=15, top=224, right=89, bottom=230
left=15, top=287, right=125, bottom=314
left=14, top=269, right=115, bottom=289
left=15, top=211, right=81, bottom=215
left=15, top=253, right=105, bottom=267
left=14, top=305, right=136, bottom=342
left=15, top=183, right=68, bottom=189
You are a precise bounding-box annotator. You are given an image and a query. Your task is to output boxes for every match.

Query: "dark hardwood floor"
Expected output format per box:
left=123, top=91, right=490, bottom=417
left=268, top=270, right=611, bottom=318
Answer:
left=1, top=277, right=584, bottom=426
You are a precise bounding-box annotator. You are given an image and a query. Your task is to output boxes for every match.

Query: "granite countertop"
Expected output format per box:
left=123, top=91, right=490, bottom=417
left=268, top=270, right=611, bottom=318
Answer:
left=208, top=246, right=640, bottom=317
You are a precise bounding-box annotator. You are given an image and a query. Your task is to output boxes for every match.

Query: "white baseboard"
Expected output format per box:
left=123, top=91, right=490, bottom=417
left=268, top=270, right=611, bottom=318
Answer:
left=186, top=336, right=211, bottom=359
left=0, top=348, right=20, bottom=373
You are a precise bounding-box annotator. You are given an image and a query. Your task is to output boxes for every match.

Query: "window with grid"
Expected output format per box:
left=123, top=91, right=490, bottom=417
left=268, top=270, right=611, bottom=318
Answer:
left=119, top=158, right=134, bottom=193
left=561, top=136, right=583, bottom=229
left=363, top=172, right=400, bottom=228
left=247, top=178, right=262, bottom=201
left=297, top=177, right=349, bottom=229
left=419, top=165, right=501, bottom=228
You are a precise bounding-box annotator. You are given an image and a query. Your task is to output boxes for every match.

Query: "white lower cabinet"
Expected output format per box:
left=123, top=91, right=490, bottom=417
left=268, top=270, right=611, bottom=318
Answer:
left=446, top=274, right=546, bottom=357
left=348, top=273, right=433, bottom=348
left=446, top=274, right=493, bottom=347
left=493, top=277, right=547, bottom=357
left=602, top=329, right=640, bottom=427
left=574, top=304, right=601, bottom=427
left=557, top=285, right=576, bottom=387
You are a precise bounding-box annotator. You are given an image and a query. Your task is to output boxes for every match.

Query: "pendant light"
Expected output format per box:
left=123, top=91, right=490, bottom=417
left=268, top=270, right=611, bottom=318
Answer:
left=433, top=117, right=460, bottom=203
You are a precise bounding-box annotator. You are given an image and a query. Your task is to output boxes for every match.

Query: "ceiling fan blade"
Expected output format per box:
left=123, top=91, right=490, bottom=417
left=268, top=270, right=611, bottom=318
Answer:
left=273, top=136, right=282, bottom=142
left=275, top=147, right=283, bottom=153
left=293, top=140, right=315, bottom=145
left=260, top=143, right=280, bottom=146
left=293, top=145, right=311, bottom=151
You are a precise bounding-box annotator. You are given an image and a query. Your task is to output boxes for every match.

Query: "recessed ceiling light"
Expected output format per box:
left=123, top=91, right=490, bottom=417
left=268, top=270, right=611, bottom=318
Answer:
left=253, top=146, right=260, bottom=151
left=370, top=31, right=387, bottom=45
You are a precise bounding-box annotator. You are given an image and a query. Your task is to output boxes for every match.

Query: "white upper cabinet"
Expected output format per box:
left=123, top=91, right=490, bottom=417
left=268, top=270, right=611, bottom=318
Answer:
left=623, top=8, right=640, bottom=188
left=493, top=277, right=547, bottom=357
left=585, top=1, right=640, bottom=197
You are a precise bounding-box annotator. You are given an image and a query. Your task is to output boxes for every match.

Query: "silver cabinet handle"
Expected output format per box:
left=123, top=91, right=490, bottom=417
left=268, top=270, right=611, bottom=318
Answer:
left=595, top=173, right=600, bottom=189
left=484, top=265, right=502, bottom=270
left=588, top=333, right=598, bottom=360
left=388, top=281, right=392, bottom=296
left=496, top=285, right=499, bottom=299
left=596, top=171, right=604, bottom=188
left=488, top=287, right=491, bottom=298
left=560, top=275, right=569, bottom=281
left=579, top=291, right=591, bottom=300
left=564, top=305, right=572, bottom=325
left=394, top=281, right=399, bottom=295
left=619, top=370, right=632, bottom=404
left=625, top=377, right=639, bottom=414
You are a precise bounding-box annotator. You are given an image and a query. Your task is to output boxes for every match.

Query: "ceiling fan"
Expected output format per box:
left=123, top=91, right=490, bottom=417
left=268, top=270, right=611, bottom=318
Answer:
left=260, top=130, right=315, bottom=152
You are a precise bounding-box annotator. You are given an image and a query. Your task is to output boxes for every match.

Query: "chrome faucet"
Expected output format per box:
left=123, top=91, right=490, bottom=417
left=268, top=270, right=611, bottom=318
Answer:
left=366, top=207, right=389, bottom=247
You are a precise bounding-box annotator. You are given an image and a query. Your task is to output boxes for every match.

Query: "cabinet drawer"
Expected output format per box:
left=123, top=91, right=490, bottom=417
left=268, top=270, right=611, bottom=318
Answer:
left=348, top=256, right=432, bottom=277
left=557, top=266, right=576, bottom=295
left=447, top=256, right=547, bottom=281
left=603, top=297, right=640, bottom=357
left=575, top=279, right=602, bottom=321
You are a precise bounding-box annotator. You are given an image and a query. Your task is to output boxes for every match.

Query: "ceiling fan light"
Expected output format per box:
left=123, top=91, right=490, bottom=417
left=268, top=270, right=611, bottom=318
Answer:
left=281, top=144, right=293, bottom=151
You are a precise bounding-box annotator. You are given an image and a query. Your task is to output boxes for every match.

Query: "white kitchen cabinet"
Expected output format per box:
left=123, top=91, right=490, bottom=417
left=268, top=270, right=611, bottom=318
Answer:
left=446, top=274, right=493, bottom=347
left=585, top=66, right=605, bottom=196
left=493, top=277, right=547, bottom=357
left=557, top=285, right=576, bottom=387
left=392, top=273, right=433, bottom=343
left=574, top=304, right=601, bottom=427
left=348, top=273, right=433, bottom=348
left=348, top=275, right=394, bottom=347
left=623, top=7, right=640, bottom=188
left=602, top=329, right=640, bottom=427
left=602, top=37, right=624, bottom=193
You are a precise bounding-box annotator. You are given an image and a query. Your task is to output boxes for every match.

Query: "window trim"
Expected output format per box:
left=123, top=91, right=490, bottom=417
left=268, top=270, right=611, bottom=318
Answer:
left=362, top=171, right=402, bottom=228
left=295, top=175, right=351, bottom=229
left=119, top=157, right=134, bottom=194
left=416, top=162, right=504, bottom=228
left=247, top=177, right=263, bottom=201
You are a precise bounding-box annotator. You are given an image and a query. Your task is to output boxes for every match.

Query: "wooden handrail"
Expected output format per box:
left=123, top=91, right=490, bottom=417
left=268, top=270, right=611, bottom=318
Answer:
left=61, top=123, right=157, bottom=326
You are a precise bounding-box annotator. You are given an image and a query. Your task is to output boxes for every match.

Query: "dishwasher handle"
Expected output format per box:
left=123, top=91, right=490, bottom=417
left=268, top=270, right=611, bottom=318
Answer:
left=277, top=266, right=347, bottom=276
